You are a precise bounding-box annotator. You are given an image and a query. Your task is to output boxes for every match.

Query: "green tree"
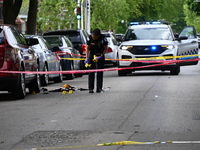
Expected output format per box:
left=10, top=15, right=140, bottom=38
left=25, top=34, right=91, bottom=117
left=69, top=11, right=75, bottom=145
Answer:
left=186, top=0, right=200, bottom=14
left=37, top=0, right=77, bottom=32
left=90, top=0, right=135, bottom=33
left=184, top=1, right=200, bottom=33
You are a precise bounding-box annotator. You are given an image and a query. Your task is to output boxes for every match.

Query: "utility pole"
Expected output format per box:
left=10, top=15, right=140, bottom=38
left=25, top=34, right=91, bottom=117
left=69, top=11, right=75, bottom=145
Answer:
left=77, top=0, right=81, bottom=29
left=86, top=0, right=90, bottom=33
left=79, top=0, right=90, bottom=32
left=81, top=0, right=84, bottom=30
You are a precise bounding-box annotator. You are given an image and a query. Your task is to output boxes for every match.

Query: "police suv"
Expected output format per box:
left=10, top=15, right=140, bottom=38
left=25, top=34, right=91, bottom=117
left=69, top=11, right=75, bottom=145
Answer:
left=118, top=22, right=199, bottom=76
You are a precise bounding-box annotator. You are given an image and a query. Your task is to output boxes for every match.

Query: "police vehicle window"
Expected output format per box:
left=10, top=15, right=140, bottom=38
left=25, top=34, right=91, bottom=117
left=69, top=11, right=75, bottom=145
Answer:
left=125, top=27, right=172, bottom=41
left=0, top=29, right=4, bottom=45
left=179, top=27, right=195, bottom=39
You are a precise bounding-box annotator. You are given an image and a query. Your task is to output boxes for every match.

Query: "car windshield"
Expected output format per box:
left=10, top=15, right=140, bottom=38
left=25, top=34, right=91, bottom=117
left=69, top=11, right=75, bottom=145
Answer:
left=64, top=32, right=81, bottom=43
left=124, top=27, right=172, bottom=41
left=44, top=37, right=63, bottom=47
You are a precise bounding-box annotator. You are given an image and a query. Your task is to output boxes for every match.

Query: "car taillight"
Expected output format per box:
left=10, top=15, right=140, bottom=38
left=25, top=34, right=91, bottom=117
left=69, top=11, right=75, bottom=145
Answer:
left=82, top=44, right=87, bottom=55
left=56, top=51, right=66, bottom=56
left=5, top=47, right=15, bottom=61
left=106, top=47, right=113, bottom=53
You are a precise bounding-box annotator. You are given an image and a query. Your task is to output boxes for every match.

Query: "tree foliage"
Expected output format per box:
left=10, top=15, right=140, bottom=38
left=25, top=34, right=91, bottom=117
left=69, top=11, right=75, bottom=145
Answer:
left=186, top=0, right=200, bottom=14
left=184, top=1, right=200, bottom=33
left=17, top=0, right=200, bottom=33
left=37, top=0, right=77, bottom=31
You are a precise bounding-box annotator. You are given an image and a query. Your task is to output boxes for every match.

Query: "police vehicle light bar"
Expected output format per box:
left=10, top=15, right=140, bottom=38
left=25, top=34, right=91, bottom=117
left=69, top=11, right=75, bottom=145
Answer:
left=129, top=21, right=169, bottom=26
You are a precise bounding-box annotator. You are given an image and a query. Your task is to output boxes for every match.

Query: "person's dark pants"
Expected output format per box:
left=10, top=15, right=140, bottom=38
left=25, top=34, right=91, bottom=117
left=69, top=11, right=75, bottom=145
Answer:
left=88, top=56, right=105, bottom=91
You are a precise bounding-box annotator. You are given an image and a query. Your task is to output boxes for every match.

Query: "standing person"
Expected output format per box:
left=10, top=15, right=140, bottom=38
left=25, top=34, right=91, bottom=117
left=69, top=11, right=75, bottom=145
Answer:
left=85, top=28, right=108, bottom=93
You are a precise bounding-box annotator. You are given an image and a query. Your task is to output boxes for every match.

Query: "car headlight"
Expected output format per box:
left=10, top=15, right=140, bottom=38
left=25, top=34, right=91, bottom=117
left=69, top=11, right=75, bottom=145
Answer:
left=161, top=45, right=175, bottom=49
left=120, top=45, right=133, bottom=50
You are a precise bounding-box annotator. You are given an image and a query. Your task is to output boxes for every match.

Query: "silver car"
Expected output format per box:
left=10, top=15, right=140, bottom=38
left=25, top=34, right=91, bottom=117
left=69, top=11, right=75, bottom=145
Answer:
left=25, top=35, right=63, bottom=86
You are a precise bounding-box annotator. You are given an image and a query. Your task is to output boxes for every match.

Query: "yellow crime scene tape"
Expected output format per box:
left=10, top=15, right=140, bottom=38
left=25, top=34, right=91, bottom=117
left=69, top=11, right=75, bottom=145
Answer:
left=12, top=140, right=200, bottom=150
left=61, top=53, right=200, bottom=61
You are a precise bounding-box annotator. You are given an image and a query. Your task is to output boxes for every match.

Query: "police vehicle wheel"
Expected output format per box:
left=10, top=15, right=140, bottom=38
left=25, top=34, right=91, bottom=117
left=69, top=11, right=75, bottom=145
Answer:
left=118, top=70, right=127, bottom=76
left=170, top=64, right=180, bottom=75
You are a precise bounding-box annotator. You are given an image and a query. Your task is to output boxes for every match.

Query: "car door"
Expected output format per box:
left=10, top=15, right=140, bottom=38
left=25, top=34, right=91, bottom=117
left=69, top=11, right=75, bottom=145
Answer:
left=38, top=37, right=59, bottom=71
left=11, top=27, right=37, bottom=78
left=64, top=37, right=80, bottom=70
left=177, top=26, right=199, bottom=66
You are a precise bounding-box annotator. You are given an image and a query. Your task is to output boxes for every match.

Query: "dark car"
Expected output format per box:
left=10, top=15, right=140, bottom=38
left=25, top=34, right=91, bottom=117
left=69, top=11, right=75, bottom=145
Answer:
left=25, top=35, right=63, bottom=86
left=0, top=25, right=41, bottom=99
left=115, top=33, right=124, bottom=43
left=43, top=35, right=83, bottom=79
left=43, top=29, right=90, bottom=69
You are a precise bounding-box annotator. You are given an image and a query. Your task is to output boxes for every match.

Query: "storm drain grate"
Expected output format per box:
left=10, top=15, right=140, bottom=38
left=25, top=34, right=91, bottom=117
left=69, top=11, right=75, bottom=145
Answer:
left=16, top=130, right=93, bottom=147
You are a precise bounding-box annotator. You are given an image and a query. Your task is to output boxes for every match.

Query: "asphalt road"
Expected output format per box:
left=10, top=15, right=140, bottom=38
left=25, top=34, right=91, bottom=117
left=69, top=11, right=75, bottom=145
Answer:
left=1, top=63, right=200, bottom=150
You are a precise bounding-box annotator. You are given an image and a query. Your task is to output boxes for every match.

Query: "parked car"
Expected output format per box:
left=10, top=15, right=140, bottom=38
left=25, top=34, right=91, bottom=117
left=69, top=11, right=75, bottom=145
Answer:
left=43, top=35, right=83, bottom=79
left=43, top=29, right=90, bottom=69
left=25, top=35, right=63, bottom=86
left=115, top=33, right=124, bottom=43
left=0, top=25, right=41, bottom=99
left=102, top=32, right=120, bottom=66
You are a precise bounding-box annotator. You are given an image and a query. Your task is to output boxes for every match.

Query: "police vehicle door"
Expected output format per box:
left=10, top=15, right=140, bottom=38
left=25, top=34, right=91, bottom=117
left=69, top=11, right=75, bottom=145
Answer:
left=177, top=26, right=198, bottom=66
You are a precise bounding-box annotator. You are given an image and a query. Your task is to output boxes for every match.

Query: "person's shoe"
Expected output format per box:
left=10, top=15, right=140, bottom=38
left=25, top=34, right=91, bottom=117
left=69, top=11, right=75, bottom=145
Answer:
left=96, top=89, right=104, bottom=93
left=89, top=90, right=94, bottom=93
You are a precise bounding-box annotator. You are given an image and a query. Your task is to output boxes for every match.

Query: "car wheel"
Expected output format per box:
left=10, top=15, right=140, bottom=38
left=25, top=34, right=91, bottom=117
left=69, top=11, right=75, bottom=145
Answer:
left=74, top=61, right=83, bottom=77
left=12, top=67, right=26, bottom=99
left=41, top=65, right=49, bottom=86
left=29, top=68, right=41, bottom=93
left=118, top=69, right=127, bottom=76
left=54, top=63, right=63, bottom=83
left=65, top=63, right=74, bottom=80
left=170, top=64, right=180, bottom=75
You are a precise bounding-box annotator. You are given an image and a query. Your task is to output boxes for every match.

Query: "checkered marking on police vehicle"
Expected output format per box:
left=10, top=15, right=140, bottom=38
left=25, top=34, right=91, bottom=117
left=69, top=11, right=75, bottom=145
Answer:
left=179, top=48, right=199, bottom=57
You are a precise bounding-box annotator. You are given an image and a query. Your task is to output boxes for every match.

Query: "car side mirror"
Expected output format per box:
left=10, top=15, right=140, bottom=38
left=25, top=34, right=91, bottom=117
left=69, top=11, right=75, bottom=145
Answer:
left=26, top=38, right=39, bottom=46
left=51, top=46, right=61, bottom=52
left=174, top=33, right=179, bottom=38
left=178, top=36, right=188, bottom=41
